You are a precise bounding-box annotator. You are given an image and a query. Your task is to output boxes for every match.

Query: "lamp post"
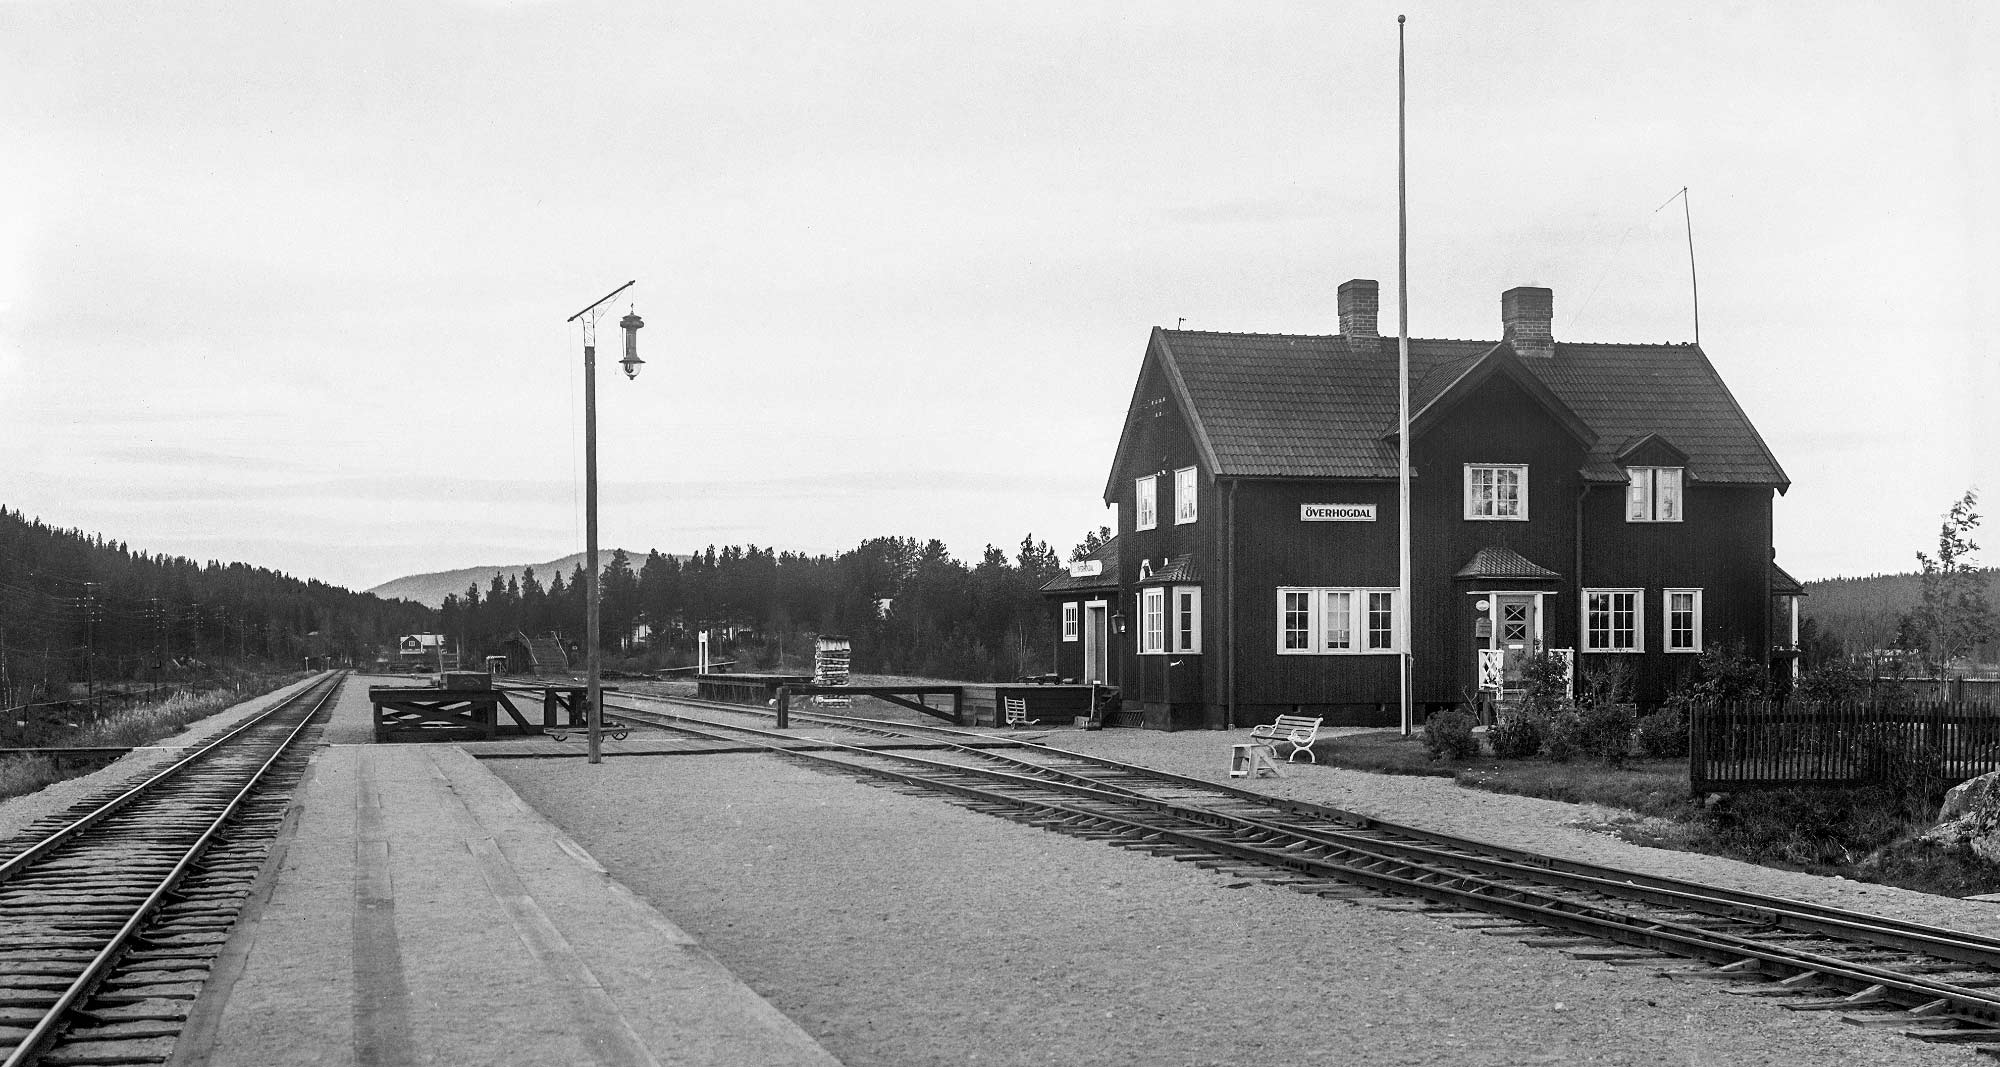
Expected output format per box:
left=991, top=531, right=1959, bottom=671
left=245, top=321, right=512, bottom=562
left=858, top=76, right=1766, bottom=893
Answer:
left=567, top=280, right=645, bottom=764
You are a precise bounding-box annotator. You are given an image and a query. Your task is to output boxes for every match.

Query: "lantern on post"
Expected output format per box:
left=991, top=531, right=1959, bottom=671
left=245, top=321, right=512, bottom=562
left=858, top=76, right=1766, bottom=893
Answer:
left=619, top=311, right=645, bottom=380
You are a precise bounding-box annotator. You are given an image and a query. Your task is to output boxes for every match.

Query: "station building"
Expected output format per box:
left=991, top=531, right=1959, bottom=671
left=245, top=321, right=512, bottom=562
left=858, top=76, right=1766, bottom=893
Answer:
left=1051, top=280, right=1800, bottom=730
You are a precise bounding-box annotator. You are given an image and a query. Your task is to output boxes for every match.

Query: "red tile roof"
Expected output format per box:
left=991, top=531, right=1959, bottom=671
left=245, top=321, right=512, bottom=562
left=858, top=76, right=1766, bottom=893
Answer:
left=1454, top=546, right=1563, bottom=581
left=1770, top=562, right=1807, bottom=597
left=1040, top=536, right=1121, bottom=595
left=1138, top=553, right=1201, bottom=585
left=1129, top=330, right=1787, bottom=493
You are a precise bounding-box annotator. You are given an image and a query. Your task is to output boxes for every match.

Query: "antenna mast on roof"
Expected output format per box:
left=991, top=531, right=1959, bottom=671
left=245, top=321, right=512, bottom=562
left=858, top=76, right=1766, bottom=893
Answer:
left=1396, top=15, right=1414, bottom=738
left=1681, top=187, right=1700, bottom=345
left=1655, top=187, right=1701, bottom=344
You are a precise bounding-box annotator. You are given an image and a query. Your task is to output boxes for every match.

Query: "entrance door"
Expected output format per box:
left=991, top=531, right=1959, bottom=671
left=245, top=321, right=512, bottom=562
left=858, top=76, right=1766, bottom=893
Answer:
left=1083, top=603, right=1108, bottom=684
left=1493, top=594, right=1539, bottom=693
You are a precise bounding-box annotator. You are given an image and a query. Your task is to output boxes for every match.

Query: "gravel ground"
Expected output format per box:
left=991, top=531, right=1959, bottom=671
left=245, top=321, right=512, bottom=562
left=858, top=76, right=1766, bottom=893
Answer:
left=0, top=673, right=324, bottom=842
left=489, top=741, right=1988, bottom=1067
left=1046, top=727, right=2000, bottom=941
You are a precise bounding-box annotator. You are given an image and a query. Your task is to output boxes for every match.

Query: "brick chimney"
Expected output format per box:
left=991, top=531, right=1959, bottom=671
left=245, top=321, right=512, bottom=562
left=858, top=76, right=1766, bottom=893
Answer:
left=1338, top=279, right=1379, bottom=339
left=1501, top=286, right=1554, bottom=358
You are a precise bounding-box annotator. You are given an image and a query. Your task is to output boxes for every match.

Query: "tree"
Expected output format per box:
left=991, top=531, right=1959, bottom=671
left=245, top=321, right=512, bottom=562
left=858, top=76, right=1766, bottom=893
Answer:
left=1900, top=490, right=1998, bottom=676
left=1071, top=525, right=1113, bottom=562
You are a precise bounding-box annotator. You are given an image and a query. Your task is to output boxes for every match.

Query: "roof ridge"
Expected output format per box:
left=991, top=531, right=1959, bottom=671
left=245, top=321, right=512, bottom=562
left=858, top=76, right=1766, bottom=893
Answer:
left=1161, top=329, right=1501, bottom=344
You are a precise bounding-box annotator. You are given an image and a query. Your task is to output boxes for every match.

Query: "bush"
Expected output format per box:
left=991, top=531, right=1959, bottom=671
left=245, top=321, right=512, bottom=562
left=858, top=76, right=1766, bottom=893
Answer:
left=1517, top=653, right=1575, bottom=718
left=1578, top=701, right=1639, bottom=766
left=1544, top=709, right=1586, bottom=762
left=1488, top=713, right=1546, bottom=759
left=1635, top=706, right=1689, bottom=759
left=1422, top=708, right=1479, bottom=762
left=1702, top=786, right=1914, bottom=868
left=1578, top=657, right=1635, bottom=709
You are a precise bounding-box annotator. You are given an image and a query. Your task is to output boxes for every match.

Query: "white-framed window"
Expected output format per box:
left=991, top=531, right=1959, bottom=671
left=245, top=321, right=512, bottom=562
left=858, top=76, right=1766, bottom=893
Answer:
left=1626, top=466, right=1684, bottom=522
left=1583, top=588, right=1644, bottom=651
left=1464, top=464, right=1527, bottom=520
left=1276, top=587, right=1400, bottom=654
left=1136, top=475, right=1158, bottom=531
left=1173, top=586, right=1202, bottom=653
left=1174, top=466, right=1198, bottom=525
left=1061, top=602, right=1078, bottom=642
left=1140, top=586, right=1166, bottom=654
left=1665, top=588, right=1702, bottom=652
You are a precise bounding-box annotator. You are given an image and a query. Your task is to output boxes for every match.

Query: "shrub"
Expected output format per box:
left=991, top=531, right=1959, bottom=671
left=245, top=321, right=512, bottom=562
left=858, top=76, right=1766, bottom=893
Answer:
left=1517, top=653, right=1574, bottom=718
left=1794, top=659, right=1865, bottom=707
left=1544, top=709, right=1586, bottom=763
left=1578, top=657, right=1635, bottom=709
left=1635, top=706, right=1689, bottom=759
left=1422, top=708, right=1479, bottom=762
left=1488, top=713, right=1546, bottom=759
left=1577, top=701, right=1639, bottom=766
left=1702, top=786, right=1913, bottom=868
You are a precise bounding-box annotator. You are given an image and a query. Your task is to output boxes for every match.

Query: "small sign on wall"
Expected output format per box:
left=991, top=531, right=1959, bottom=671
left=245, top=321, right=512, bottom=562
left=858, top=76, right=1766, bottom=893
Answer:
left=1301, top=503, right=1376, bottom=521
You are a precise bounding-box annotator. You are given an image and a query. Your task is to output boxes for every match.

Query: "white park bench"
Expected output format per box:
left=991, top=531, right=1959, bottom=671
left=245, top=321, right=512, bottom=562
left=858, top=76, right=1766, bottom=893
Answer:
left=1249, top=714, right=1325, bottom=763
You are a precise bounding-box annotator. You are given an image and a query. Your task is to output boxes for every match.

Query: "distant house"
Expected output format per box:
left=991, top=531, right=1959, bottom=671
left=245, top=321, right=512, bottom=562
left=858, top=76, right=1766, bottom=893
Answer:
left=396, top=633, right=446, bottom=668
left=1077, top=279, right=1798, bottom=730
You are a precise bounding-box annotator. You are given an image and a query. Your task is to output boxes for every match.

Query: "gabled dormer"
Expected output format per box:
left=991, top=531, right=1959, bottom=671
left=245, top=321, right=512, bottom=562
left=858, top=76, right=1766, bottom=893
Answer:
left=1616, top=433, right=1692, bottom=523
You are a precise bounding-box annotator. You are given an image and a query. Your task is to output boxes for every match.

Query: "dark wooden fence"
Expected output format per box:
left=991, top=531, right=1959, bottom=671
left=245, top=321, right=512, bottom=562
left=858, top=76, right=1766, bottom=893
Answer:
left=1690, top=700, right=2000, bottom=792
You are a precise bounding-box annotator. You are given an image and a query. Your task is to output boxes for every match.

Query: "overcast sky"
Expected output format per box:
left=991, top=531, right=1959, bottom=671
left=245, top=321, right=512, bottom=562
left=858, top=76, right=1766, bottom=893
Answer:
left=2, top=1, right=1992, bottom=591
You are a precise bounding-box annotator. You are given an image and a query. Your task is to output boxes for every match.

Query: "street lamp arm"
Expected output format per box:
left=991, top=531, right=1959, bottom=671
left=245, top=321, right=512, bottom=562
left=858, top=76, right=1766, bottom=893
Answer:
left=567, top=279, right=636, bottom=323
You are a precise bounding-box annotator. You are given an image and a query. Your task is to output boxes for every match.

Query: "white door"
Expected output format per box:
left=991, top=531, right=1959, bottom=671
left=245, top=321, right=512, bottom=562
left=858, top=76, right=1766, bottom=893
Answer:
left=1084, top=603, right=1108, bottom=684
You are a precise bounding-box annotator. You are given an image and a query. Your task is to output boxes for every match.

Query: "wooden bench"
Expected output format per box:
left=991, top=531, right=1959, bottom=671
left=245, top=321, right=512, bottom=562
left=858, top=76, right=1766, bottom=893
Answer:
left=1249, top=714, right=1324, bottom=763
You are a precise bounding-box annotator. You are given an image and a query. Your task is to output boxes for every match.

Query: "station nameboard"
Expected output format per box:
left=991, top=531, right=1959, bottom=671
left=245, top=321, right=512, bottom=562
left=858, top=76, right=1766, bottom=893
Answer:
left=1301, top=503, right=1376, bottom=521
left=1066, top=559, right=1103, bottom=577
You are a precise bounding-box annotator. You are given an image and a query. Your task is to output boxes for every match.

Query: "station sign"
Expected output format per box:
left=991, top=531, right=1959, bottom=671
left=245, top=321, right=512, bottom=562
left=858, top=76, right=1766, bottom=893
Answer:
left=1300, top=503, right=1376, bottom=521
left=1067, top=560, right=1103, bottom=577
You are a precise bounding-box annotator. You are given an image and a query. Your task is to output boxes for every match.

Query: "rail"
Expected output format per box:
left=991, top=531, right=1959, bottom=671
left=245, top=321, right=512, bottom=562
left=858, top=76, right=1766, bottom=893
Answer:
left=0, top=671, right=343, bottom=1067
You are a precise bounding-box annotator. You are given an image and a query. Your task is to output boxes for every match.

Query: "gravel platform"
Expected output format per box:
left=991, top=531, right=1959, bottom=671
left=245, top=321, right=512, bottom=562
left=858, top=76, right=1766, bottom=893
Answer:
left=489, top=744, right=1984, bottom=1067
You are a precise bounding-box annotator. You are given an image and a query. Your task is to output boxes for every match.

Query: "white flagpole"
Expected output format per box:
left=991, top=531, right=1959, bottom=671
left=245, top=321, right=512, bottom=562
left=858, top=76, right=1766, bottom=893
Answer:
left=1397, top=14, right=1414, bottom=737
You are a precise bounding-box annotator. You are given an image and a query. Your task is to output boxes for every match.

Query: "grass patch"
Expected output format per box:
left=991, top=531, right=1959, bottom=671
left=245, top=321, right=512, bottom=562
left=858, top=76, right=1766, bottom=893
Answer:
left=1317, top=730, right=1690, bottom=816
left=1317, top=729, right=2000, bottom=898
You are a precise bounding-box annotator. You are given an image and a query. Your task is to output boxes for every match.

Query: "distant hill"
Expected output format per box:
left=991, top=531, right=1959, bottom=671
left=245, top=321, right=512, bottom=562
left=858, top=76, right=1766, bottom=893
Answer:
left=1803, top=567, right=2000, bottom=652
left=366, top=549, right=669, bottom=608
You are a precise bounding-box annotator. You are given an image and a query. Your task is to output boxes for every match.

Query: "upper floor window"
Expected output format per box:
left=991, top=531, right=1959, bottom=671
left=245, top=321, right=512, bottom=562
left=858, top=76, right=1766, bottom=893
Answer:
left=1665, top=588, right=1702, bottom=652
left=1465, top=464, right=1527, bottom=520
left=1627, top=466, right=1683, bottom=522
left=1277, top=587, right=1399, bottom=654
left=1583, top=588, right=1643, bottom=651
left=1140, top=587, right=1166, bottom=654
left=1173, top=467, right=1198, bottom=525
left=1061, top=602, right=1078, bottom=642
left=1136, top=475, right=1158, bottom=531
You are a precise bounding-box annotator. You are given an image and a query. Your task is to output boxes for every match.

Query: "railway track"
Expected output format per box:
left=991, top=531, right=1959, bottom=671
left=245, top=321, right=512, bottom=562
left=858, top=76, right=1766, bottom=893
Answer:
left=609, top=691, right=2000, bottom=1052
left=0, top=671, right=343, bottom=1067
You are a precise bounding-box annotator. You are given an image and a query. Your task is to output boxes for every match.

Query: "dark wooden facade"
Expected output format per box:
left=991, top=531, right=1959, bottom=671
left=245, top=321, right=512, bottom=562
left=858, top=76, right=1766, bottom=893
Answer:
left=1087, top=281, right=1791, bottom=730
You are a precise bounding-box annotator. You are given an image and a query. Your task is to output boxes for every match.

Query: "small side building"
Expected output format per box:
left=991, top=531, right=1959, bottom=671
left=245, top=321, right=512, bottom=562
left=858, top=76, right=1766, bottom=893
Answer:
left=1039, top=537, right=1122, bottom=691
